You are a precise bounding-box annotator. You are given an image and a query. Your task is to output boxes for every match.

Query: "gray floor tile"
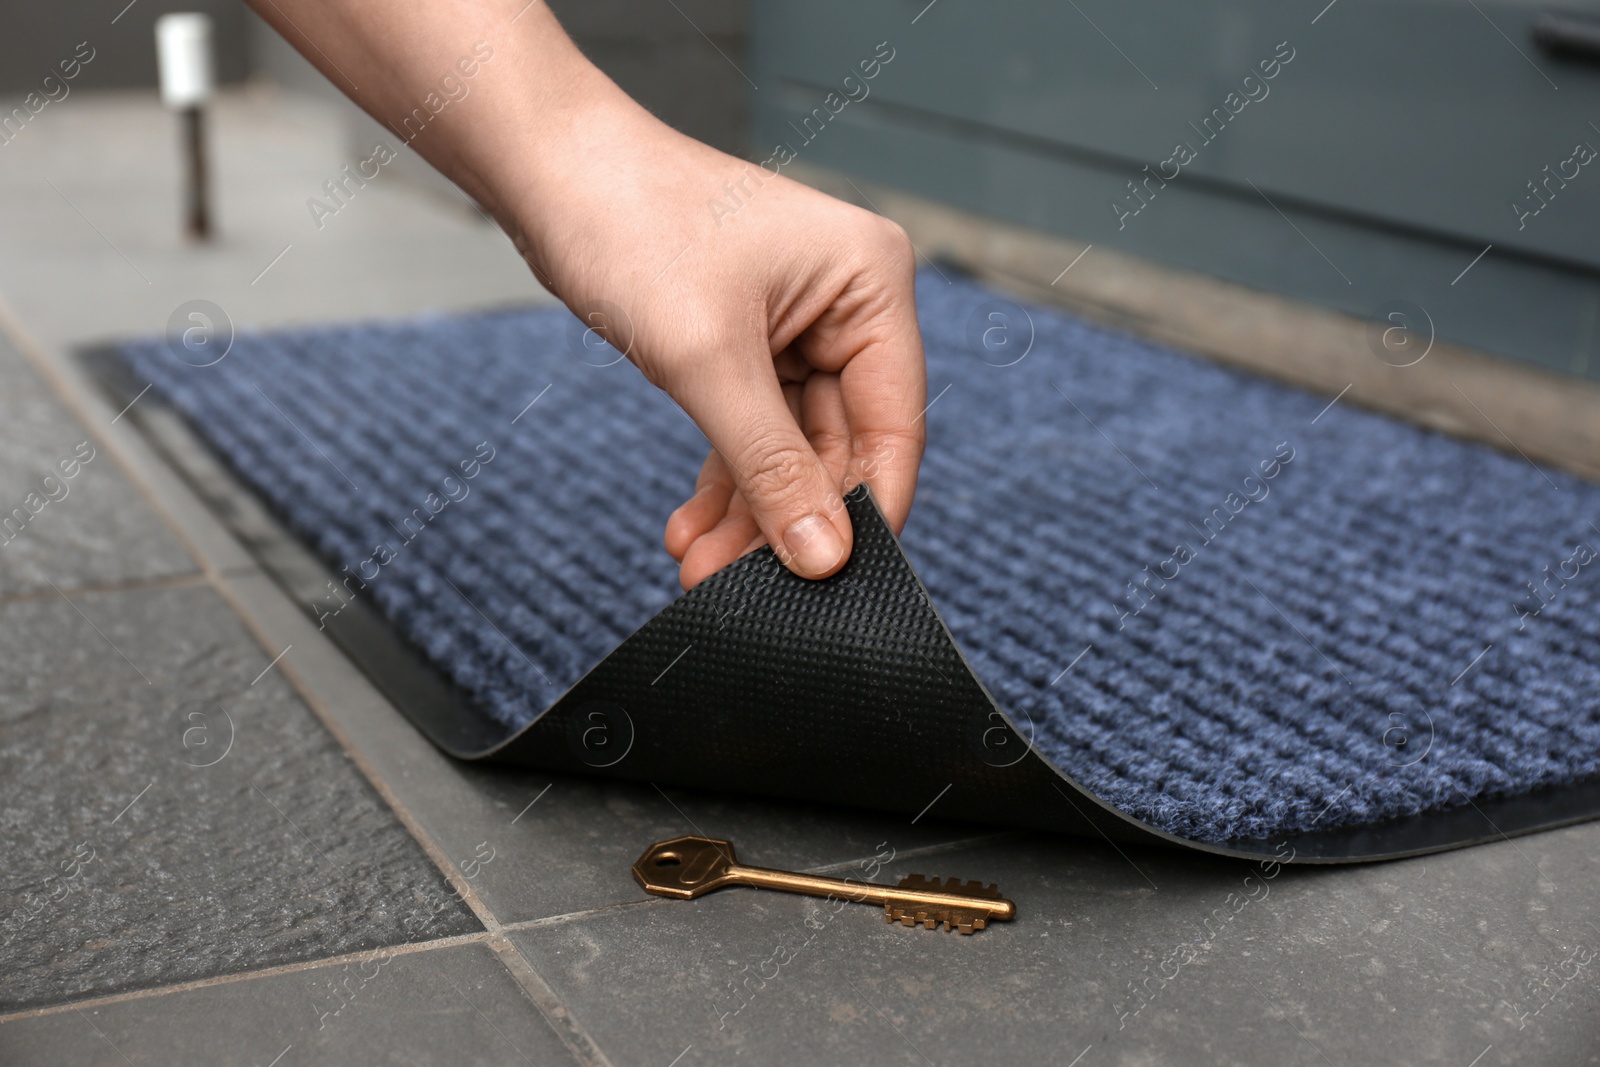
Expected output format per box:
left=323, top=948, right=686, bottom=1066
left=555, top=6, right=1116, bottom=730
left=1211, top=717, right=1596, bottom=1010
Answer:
left=0, top=584, right=480, bottom=1013
left=111, top=415, right=977, bottom=929
left=0, top=332, right=195, bottom=597
left=217, top=574, right=988, bottom=931
left=6, top=87, right=1597, bottom=1067
left=436, top=760, right=998, bottom=926
left=506, top=824, right=1600, bottom=1067
left=0, top=941, right=579, bottom=1066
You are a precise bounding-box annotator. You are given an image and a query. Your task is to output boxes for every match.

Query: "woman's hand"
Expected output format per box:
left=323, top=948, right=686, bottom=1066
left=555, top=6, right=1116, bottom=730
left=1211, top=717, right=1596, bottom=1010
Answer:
left=246, top=0, right=927, bottom=587
left=511, top=91, right=927, bottom=588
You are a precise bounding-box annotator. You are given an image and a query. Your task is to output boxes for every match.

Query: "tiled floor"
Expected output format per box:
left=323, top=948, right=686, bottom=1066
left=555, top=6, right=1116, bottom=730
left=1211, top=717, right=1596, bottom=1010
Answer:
left=1, top=89, right=1596, bottom=1065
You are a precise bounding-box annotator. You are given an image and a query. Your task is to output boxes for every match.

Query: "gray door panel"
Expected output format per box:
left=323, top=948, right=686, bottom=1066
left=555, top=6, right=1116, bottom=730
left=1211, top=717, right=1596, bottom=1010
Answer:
left=752, top=0, right=1600, bottom=378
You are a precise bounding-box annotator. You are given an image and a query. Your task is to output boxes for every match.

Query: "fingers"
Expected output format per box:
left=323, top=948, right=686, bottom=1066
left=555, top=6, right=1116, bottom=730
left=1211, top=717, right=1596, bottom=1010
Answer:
left=786, top=222, right=926, bottom=534
left=797, top=373, right=855, bottom=487
left=673, top=375, right=854, bottom=588
left=673, top=451, right=760, bottom=588
left=838, top=357, right=925, bottom=533
left=835, top=265, right=925, bottom=534
left=665, top=452, right=734, bottom=562
left=673, top=356, right=853, bottom=582
left=678, top=501, right=760, bottom=589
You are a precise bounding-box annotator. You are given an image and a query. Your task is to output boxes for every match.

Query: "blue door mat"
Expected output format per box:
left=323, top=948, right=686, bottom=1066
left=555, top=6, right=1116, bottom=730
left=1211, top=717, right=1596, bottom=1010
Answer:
left=100, top=272, right=1600, bottom=862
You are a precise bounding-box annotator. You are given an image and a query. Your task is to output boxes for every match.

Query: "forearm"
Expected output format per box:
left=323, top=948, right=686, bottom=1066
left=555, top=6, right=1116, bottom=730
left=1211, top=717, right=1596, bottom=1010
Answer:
left=244, top=0, right=650, bottom=275
left=250, top=0, right=926, bottom=586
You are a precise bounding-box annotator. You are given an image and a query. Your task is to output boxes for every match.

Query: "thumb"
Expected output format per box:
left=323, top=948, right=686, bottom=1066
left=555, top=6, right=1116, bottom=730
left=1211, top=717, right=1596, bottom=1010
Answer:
left=675, top=361, right=853, bottom=580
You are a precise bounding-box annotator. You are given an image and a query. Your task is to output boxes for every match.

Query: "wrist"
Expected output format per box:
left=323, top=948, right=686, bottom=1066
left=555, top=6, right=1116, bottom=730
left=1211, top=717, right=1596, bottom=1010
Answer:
left=497, top=85, right=666, bottom=279
left=419, top=9, right=656, bottom=280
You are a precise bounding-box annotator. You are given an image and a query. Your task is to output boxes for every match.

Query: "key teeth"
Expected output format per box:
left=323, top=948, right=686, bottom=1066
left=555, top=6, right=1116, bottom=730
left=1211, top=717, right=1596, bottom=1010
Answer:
left=887, top=875, right=1009, bottom=934
left=896, top=873, right=1005, bottom=901
left=885, top=903, right=993, bottom=934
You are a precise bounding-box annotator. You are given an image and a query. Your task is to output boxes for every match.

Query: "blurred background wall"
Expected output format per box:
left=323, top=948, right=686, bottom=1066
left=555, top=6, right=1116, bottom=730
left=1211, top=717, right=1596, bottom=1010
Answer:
left=247, top=0, right=749, bottom=155
left=2, top=1, right=1598, bottom=381
left=0, top=1, right=749, bottom=172
left=0, top=0, right=252, bottom=94
left=245, top=0, right=749, bottom=207
left=750, top=0, right=1600, bottom=382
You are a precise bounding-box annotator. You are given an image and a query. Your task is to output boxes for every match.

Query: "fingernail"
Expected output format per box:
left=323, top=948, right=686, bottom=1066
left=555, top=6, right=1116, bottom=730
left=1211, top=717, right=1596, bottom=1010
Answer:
left=783, top=514, right=845, bottom=577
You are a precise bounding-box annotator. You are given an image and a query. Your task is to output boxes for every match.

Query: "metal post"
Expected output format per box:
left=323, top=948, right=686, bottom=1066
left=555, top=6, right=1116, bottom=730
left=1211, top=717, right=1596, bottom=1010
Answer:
left=156, top=14, right=216, bottom=241
left=181, top=105, right=209, bottom=240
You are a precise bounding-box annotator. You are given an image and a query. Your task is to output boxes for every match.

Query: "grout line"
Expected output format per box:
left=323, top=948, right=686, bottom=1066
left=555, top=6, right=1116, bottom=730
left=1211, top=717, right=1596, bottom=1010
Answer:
left=88, top=420, right=609, bottom=1057
left=6, top=825, right=1030, bottom=1031
left=0, top=832, right=1012, bottom=1036
left=485, top=938, right=617, bottom=1067
left=0, top=571, right=208, bottom=609
left=0, top=295, right=237, bottom=596
left=0, top=932, right=494, bottom=1023
left=1050, top=782, right=1160, bottom=891
left=0, top=294, right=616, bottom=1062
left=500, top=833, right=1028, bottom=935
left=500, top=898, right=667, bottom=934
left=206, top=585, right=515, bottom=934
left=503, top=832, right=1029, bottom=931
left=209, top=586, right=502, bottom=932
left=3, top=291, right=1058, bottom=1047
left=438, top=968, right=540, bottom=1066
left=0, top=310, right=508, bottom=932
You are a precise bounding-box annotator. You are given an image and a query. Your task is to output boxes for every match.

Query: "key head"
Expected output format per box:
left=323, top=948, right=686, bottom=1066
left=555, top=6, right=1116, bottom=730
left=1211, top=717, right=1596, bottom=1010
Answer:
left=632, top=836, right=740, bottom=899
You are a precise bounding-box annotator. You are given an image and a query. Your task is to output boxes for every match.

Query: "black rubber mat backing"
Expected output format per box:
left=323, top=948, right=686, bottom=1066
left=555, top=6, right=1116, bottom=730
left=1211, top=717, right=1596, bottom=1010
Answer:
left=440, top=488, right=1600, bottom=863
left=87, top=343, right=1600, bottom=866
left=99, top=373, right=1600, bottom=865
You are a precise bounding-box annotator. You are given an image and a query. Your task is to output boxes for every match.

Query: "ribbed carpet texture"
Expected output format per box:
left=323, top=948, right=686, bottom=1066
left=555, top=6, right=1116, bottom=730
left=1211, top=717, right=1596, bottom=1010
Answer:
left=121, top=272, right=1600, bottom=843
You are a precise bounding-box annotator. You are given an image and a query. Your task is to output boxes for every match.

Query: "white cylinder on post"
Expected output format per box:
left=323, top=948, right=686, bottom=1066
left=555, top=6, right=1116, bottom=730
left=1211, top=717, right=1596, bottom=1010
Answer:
left=155, top=13, right=215, bottom=108
left=155, top=13, right=215, bottom=239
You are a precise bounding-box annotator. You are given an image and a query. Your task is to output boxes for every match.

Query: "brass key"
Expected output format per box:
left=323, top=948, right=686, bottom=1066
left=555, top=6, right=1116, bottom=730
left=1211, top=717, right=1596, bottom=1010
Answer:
left=632, top=835, right=1016, bottom=934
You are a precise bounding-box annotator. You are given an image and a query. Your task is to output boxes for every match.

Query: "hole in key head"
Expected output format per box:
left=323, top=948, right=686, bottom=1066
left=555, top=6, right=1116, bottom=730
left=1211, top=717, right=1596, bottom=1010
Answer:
left=655, top=852, right=681, bottom=867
